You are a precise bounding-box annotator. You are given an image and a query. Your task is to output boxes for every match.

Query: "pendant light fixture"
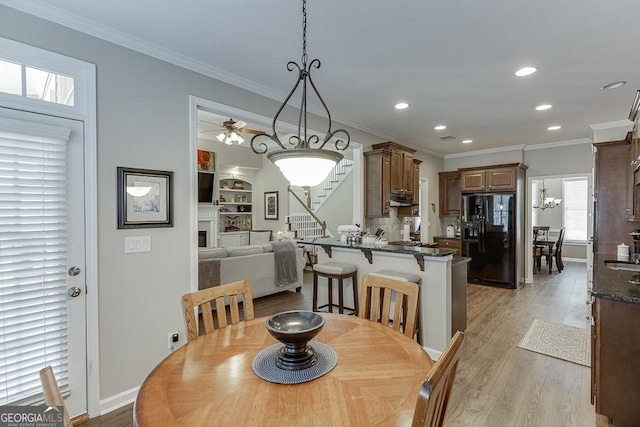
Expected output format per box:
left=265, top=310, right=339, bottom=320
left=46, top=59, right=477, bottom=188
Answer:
left=250, top=0, right=350, bottom=187
left=533, top=180, right=561, bottom=210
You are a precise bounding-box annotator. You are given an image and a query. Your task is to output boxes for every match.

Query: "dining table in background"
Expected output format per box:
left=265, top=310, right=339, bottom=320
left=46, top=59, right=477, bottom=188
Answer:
left=134, top=313, right=433, bottom=426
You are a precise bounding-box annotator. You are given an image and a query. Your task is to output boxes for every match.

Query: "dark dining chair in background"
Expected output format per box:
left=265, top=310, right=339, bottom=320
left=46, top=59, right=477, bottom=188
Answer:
left=553, top=228, right=566, bottom=272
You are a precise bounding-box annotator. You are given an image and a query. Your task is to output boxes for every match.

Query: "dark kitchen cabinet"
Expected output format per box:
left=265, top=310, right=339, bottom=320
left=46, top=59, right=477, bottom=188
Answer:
left=591, top=296, right=640, bottom=425
left=373, top=142, right=418, bottom=197
left=364, top=149, right=391, bottom=217
left=366, top=142, right=420, bottom=217
left=433, top=236, right=461, bottom=256
left=593, top=142, right=637, bottom=254
left=460, top=164, right=518, bottom=193
left=439, top=171, right=460, bottom=216
left=397, top=204, right=420, bottom=217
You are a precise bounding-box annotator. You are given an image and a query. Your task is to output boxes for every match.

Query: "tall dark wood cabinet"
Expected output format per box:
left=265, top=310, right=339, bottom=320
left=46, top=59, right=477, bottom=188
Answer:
left=364, top=148, right=391, bottom=217
left=365, top=142, right=421, bottom=218
left=372, top=142, right=418, bottom=198
left=438, top=171, right=460, bottom=217
left=593, top=142, right=637, bottom=254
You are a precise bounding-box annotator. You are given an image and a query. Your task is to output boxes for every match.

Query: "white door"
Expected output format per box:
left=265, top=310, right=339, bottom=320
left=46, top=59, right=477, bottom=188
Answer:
left=0, top=107, right=87, bottom=417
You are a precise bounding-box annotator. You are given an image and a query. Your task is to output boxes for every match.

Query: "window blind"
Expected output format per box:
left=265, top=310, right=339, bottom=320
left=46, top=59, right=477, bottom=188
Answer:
left=0, top=117, right=70, bottom=405
left=563, top=178, right=588, bottom=242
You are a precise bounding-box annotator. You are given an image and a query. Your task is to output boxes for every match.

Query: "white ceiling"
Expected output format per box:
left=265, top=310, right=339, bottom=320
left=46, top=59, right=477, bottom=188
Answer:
left=6, top=0, right=640, bottom=156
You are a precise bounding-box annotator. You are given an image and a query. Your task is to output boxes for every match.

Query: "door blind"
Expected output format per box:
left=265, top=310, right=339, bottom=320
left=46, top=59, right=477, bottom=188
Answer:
left=0, top=117, right=70, bottom=405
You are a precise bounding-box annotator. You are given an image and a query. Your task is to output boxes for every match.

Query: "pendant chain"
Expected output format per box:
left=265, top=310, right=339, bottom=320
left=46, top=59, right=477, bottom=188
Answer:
left=302, top=0, right=308, bottom=66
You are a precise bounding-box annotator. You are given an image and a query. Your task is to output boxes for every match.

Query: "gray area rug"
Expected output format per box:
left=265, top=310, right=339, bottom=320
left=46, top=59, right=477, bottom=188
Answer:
left=518, top=318, right=591, bottom=367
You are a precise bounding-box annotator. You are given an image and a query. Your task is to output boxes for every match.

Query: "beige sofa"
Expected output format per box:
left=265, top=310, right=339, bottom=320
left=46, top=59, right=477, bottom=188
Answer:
left=198, top=242, right=305, bottom=299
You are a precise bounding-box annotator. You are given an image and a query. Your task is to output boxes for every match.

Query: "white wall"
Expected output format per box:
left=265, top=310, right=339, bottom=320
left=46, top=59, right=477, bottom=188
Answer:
left=314, top=172, right=355, bottom=237
left=415, top=151, right=445, bottom=240
left=252, top=157, right=291, bottom=233
left=444, top=147, right=524, bottom=171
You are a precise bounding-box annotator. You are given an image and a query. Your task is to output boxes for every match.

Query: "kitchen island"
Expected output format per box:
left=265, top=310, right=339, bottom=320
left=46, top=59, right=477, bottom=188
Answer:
left=304, top=237, right=470, bottom=357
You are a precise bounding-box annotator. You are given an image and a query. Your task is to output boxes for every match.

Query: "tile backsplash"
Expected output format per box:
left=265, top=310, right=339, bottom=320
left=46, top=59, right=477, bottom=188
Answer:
left=365, top=208, right=412, bottom=241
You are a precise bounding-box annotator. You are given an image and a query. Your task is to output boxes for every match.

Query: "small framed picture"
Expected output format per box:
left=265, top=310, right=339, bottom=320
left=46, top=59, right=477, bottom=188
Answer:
left=117, top=167, right=173, bottom=229
left=264, top=191, right=279, bottom=220
left=197, top=150, right=215, bottom=172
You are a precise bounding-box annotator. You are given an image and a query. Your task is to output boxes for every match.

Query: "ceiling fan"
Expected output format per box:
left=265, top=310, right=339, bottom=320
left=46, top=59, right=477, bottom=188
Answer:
left=201, top=118, right=264, bottom=145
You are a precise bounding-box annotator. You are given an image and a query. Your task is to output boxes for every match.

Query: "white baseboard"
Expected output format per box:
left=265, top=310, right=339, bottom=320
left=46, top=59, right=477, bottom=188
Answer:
left=562, top=257, right=586, bottom=263
left=99, top=386, right=139, bottom=416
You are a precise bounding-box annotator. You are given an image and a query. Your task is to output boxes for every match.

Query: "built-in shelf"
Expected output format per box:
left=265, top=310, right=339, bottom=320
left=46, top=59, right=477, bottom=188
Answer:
left=219, top=175, right=254, bottom=233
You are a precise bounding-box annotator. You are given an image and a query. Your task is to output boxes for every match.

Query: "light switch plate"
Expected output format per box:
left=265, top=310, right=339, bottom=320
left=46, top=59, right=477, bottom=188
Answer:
left=125, top=236, right=151, bottom=253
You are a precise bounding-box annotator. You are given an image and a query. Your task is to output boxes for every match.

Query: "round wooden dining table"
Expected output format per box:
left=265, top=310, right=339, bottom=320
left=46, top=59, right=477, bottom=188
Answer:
left=134, top=313, right=433, bottom=426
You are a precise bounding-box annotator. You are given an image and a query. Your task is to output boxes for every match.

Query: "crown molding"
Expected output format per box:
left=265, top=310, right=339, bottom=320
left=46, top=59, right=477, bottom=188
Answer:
left=444, top=144, right=526, bottom=159
left=444, top=137, right=593, bottom=159
left=589, top=119, right=634, bottom=131
left=523, top=138, right=592, bottom=151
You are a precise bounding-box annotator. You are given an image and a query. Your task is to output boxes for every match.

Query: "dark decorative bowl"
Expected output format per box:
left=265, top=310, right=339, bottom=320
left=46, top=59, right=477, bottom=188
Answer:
left=265, top=311, right=326, bottom=371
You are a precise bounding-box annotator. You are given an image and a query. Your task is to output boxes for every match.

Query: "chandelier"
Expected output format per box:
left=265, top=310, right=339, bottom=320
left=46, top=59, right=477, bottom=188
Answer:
left=250, top=0, right=350, bottom=187
left=216, top=130, right=244, bottom=145
left=533, top=181, right=561, bottom=210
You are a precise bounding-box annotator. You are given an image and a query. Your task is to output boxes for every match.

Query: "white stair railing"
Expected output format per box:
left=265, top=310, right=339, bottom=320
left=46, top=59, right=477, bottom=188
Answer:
left=287, top=213, right=327, bottom=242
left=307, top=159, right=353, bottom=211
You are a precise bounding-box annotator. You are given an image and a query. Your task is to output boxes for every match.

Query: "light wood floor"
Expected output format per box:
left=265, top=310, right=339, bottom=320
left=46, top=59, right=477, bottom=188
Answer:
left=81, top=263, right=608, bottom=427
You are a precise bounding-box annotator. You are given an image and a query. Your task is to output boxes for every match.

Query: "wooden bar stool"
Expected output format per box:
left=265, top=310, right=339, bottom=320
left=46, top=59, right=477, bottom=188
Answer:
left=368, top=269, right=423, bottom=345
left=312, top=262, right=358, bottom=314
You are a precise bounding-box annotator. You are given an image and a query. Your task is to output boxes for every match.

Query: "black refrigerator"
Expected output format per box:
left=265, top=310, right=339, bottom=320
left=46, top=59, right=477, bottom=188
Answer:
left=462, top=193, right=516, bottom=288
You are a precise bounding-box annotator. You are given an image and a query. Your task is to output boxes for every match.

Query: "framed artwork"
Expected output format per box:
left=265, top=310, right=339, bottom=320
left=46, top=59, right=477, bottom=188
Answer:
left=197, top=150, right=215, bottom=172
left=264, top=191, right=279, bottom=220
left=117, top=167, right=173, bottom=229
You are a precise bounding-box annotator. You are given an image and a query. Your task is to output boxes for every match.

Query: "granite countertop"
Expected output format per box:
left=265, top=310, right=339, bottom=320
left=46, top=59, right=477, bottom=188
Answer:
left=592, top=253, right=640, bottom=304
left=433, top=235, right=461, bottom=239
left=304, top=237, right=457, bottom=257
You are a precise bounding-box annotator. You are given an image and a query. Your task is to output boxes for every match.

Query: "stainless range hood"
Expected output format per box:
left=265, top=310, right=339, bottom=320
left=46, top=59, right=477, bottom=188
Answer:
left=389, top=194, right=413, bottom=206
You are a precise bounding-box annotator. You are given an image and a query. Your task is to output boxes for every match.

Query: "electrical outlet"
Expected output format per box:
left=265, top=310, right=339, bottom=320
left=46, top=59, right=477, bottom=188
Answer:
left=167, top=331, right=179, bottom=349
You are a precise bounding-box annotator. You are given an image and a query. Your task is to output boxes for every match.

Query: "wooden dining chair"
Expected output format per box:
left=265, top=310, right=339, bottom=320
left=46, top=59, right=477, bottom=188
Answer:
left=533, top=228, right=550, bottom=273
left=182, top=279, right=254, bottom=342
left=412, top=331, right=465, bottom=427
left=358, top=273, right=419, bottom=338
left=39, top=366, right=72, bottom=427
left=554, top=227, right=566, bottom=273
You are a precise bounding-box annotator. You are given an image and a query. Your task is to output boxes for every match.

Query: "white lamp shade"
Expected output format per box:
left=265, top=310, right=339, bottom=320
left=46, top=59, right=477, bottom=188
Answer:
left=216, top=133, right=226, bottom=142
left=268, top=149, right=343, bottom=187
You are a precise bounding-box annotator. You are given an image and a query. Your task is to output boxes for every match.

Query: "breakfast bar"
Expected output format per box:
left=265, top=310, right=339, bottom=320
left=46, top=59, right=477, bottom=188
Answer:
left=304, top=237, right=470, bottom=356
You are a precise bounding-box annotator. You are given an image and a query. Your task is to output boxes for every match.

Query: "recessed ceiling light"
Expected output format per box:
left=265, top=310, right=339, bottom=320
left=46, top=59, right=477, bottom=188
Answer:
left=462, top=139, right=473, bottom=144
left=547, top=125, right=561, bottom=131
left=434, top=125, right=447, bottom=130
left=601, top=81, right=626, bottom=90
left=535, top=104, right=553, bottom=111
left=515, top=67, right=537, bottom=77
left=395, top=102, right=410, bottom=110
